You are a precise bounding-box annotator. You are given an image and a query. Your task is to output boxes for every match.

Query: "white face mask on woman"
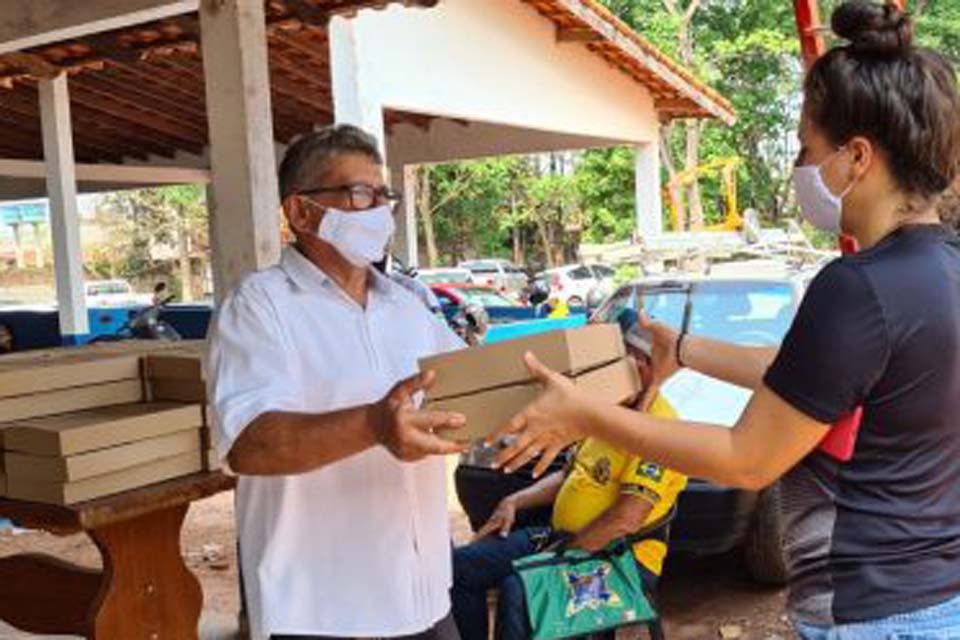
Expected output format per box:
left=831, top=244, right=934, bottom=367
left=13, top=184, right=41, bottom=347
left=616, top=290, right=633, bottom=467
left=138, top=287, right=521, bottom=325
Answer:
left=792, top=148, right=857, bottom=233
left=316, top=204, right=396, bottom=268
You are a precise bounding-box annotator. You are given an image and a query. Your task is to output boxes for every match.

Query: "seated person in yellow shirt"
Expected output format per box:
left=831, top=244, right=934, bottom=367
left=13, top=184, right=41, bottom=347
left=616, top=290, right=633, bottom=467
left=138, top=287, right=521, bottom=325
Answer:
left=451, top=353, right=687, bottom=640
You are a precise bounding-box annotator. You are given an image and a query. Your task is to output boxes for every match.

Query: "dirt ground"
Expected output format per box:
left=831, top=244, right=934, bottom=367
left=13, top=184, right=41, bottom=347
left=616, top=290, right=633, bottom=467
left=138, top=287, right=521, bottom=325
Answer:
left=0, top=491, right=795, bottom=640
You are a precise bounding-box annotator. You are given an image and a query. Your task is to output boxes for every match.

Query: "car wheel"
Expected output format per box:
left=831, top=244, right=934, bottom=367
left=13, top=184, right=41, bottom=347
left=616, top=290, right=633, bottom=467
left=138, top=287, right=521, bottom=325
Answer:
left=568, top=296, right=584, bottom=307
left=743, top=482, right=789, bottom=585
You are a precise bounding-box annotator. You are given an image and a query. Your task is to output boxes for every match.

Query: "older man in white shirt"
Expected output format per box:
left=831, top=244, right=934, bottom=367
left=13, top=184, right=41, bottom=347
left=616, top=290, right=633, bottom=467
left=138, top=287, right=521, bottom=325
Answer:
left=207, top=124, right=466, bottom=640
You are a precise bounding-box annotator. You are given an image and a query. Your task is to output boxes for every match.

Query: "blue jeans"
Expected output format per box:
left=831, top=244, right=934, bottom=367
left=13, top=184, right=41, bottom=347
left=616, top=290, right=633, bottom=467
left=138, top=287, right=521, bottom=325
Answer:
left=451, top=527, right=551, bottom=640
left=794, top=593, right=960, bottom=640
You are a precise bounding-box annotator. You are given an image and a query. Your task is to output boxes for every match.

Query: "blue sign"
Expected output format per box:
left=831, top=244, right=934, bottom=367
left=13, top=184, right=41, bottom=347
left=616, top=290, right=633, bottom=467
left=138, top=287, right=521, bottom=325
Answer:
left=0, top=201, right=48, bottom=226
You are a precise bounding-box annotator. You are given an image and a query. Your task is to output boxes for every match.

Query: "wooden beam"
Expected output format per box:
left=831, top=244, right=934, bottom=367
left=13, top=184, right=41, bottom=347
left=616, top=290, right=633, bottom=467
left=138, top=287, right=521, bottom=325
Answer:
left=556, top=28, right=603, bottom=43
left=0, top=1, right=199, bottom=55
left=0, top=94, right=135, bottom=162
left=67, top=82, right=205, bottom=148
left=0, top=158, right=211, bottom=183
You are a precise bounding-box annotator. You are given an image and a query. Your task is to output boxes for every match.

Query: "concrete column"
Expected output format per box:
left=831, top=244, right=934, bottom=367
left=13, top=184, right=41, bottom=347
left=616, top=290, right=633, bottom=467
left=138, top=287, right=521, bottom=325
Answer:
left=200, top=0, right=281, bottom=303
left=32, top=222, right=45, bottom=268
left=10, top=223, right=24, bottom=269
left=328, top=16, right=385, bottom=152
left=635, top=142, right=663, bottom=239
left=389, top=164, right=419, bottom=268
left=39, top=74, right=88, bottom=343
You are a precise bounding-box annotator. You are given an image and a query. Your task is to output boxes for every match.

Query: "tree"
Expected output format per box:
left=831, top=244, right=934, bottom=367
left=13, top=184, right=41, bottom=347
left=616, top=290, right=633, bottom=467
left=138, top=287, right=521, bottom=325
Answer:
left=95, top=185, right=208, bottom=299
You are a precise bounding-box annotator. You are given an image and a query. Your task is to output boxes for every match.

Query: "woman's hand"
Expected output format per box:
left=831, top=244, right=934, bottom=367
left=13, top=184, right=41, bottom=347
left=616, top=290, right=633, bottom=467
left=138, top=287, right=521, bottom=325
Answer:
left=491, top=352, right=590, bottom=478
left=640, top=311, right=683, bottom=387
left=473, top=496, right=519, bottom=540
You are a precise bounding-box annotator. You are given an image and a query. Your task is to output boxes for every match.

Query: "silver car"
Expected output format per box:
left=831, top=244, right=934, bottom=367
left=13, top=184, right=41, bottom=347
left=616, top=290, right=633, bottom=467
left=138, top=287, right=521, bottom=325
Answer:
left=458, top=259, right=528, bottom=296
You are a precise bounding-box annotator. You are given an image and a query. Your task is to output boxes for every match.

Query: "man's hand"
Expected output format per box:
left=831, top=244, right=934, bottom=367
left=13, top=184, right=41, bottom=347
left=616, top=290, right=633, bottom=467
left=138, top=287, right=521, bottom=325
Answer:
left=372, top=370, right=466, bottom=462
left=491, top=352, right=590, bottom=478
left=473, top=496, right=518, bottom=540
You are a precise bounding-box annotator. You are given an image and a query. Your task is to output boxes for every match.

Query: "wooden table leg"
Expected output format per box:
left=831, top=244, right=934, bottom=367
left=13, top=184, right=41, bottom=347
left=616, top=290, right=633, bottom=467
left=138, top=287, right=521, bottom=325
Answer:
left=88, top=502, right=203, bottom=640
left=0, top=553, right=101, bottom=635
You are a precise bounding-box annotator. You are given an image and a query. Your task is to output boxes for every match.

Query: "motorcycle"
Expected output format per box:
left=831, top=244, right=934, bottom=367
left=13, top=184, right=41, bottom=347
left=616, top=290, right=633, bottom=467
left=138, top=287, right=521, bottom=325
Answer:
left=90, top=284, right=182, bottom=342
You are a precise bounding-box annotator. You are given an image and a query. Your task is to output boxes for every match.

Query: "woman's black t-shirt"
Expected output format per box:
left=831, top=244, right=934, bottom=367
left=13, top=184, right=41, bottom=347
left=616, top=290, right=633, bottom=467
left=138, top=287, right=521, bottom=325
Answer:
left=764, top=224, right=960, bottom=626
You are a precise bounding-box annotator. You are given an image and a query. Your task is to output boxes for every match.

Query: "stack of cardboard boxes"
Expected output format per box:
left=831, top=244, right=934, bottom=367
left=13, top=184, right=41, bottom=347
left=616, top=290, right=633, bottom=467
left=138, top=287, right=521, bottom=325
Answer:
left=0, top=344, right=214, bottom=506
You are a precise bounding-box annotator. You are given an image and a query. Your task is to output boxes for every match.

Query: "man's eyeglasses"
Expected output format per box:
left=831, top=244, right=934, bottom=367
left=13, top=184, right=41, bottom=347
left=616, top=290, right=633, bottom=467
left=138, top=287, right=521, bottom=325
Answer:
left=297, top=184, right=403, bottom=211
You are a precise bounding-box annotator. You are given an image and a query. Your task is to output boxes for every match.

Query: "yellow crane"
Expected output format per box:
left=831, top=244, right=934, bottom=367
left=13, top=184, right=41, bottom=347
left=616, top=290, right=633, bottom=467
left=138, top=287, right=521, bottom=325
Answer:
left=663, top=157, right=742, bottom=232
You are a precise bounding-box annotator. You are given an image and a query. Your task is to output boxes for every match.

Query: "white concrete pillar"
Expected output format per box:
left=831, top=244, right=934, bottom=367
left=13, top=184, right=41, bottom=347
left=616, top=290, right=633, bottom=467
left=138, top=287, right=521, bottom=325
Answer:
left=635, top=142, right=663, bottom=239
left=39, top=74, right=88, bottom=343
left=32, top=222, right=45, bottom=268
left=389, top=164, right=419, bottom=269
left=200, top=0, right=281, bottom=303
left=328, top=16, right=386, bottom=152
left=10, top=223, right=24, bottom=269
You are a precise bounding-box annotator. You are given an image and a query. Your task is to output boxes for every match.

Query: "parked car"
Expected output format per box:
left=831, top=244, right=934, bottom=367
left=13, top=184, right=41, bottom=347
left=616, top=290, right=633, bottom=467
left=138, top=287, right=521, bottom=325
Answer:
left=458, top=259, right=528, bottom=295
left=84, top=280, right=153, bottom=308
left=453, top=267, right=820, bottom=586
left=590, top=272, right=819, bottom=584
left=537, top=263, right=616, bottom=308
left=416, top=267, right=474, bottom=285
left=430, top=283, right=520, bottom=310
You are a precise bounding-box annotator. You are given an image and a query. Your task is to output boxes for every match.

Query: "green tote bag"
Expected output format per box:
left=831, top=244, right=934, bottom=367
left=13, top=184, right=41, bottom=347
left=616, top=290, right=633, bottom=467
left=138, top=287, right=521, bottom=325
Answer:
left=512, top=511, right=672, bottom=640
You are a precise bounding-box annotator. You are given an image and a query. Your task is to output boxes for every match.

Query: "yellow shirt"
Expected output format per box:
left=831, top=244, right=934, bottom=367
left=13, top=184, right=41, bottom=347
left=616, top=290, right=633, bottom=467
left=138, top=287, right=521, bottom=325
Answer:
left=550, top=394, right=688, bottom=575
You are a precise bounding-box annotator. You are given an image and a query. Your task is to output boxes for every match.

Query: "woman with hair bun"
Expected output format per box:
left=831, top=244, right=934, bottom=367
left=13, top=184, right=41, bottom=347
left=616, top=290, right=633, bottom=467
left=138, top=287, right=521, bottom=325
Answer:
left=488, top=2, right=960, bottom=637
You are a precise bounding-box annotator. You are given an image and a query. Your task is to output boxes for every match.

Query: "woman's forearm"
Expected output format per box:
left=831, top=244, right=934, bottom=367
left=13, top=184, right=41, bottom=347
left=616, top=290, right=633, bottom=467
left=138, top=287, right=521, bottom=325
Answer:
left=681, top=335, right=777, bottom=391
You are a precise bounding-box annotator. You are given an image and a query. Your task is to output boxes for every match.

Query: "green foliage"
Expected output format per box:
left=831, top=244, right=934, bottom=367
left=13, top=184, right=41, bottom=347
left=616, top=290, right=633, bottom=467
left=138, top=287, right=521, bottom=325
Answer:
left=94, top=185, right=208, bottom=291
left=420, top=0, right=960, bottom=266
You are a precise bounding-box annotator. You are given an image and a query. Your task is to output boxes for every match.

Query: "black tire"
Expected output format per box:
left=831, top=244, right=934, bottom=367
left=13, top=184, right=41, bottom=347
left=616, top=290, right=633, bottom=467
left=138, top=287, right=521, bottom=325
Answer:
left=743, top=482, right=789, bottom=585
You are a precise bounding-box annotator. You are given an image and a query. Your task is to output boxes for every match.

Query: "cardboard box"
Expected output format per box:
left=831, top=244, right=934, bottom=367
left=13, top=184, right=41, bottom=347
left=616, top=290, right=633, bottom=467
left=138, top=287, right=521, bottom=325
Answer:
left=4, top=429, right=202, bottom=482
left=144, top=352, right=206, bottom=403
left=6, top=449, right=203, bottom=505
left=3, top=402, right=203, bottom=456
left=0, top=379, right=144, bottom=423
left=0, top=354, right=142, bottom=400
left=204, top=447, right=221, bottom=471
left=149, top=378, right=207, bottom=403
left=144, top=352, right=203, bottom=382
left=431, top=357, right=642, bottom=443
left=420, top=324, right=625, bottom=401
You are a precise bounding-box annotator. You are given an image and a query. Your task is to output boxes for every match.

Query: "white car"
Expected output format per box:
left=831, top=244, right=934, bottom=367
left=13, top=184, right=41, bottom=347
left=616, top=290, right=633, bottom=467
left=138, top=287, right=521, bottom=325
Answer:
left=458, top=259, right=528, bottom=295
left=84, top=280, right=153, bottom=308
left=416, top=268, right=474, bottom=285
left=537, top=263, right=616, bottom=307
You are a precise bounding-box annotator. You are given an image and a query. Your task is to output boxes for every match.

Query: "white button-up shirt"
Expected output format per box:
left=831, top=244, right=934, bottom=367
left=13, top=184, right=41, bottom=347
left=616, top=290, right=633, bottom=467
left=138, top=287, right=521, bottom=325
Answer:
left=206, top=246, right=463, bottom=639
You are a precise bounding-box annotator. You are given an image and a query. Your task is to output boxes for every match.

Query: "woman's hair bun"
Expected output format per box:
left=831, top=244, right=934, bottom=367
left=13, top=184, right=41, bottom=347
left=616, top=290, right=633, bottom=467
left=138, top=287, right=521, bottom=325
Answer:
left=832, top=1, right=913, bottom=55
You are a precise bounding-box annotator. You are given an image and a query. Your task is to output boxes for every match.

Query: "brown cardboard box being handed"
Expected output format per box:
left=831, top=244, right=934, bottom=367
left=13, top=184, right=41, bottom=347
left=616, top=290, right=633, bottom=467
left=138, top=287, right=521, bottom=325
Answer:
left=419, top=324, right=642, bottom=443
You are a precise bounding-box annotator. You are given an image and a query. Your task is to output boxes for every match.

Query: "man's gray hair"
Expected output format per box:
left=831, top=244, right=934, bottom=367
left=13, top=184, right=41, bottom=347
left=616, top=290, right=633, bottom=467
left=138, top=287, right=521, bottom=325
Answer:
left=278, top=124, right=383, bottom=201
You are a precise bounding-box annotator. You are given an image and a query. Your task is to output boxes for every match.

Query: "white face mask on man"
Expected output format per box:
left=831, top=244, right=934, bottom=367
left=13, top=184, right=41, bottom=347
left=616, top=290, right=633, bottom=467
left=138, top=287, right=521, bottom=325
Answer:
left=792, top=148, right=857, bottom=233
left=315, top=204, right=396, bottom=268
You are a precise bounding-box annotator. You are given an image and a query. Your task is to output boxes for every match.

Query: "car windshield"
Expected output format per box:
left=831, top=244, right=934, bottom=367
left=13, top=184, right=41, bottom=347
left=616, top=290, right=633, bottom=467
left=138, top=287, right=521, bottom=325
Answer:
left=597, top=281, right=795, bottom=346
left=596, top=280, right=797, bottom=427
left=462, top=261, right=502, bottom=274
left=420, top=271, right=471, bottom=284
left=457, top=288, right=516, bottom=307
left=87, top=282, right=131, bottom=295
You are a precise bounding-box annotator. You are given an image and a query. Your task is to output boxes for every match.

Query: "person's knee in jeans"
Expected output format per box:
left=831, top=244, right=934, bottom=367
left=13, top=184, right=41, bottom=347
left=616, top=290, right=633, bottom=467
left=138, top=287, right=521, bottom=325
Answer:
left=495, top=573, right=531, bottom=640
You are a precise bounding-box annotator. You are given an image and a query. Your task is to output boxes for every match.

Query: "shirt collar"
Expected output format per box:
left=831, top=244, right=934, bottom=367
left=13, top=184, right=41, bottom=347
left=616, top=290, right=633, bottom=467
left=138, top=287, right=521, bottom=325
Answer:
left=280, top=245, right=396, bottom=301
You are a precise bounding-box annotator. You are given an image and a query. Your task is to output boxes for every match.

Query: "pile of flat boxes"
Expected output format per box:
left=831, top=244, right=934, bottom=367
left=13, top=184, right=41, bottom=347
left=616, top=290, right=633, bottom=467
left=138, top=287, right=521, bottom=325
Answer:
left=0, top=342, right=215, bottom=506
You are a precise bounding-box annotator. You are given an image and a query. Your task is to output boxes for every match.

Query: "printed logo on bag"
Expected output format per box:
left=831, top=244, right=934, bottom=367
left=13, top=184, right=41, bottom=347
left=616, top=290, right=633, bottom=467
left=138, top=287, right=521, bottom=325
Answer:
left=564, top=563, right=622, bottom=616
left=591, top=457, right=612, bottom=484
left=638, top=462, right=664, bottom=482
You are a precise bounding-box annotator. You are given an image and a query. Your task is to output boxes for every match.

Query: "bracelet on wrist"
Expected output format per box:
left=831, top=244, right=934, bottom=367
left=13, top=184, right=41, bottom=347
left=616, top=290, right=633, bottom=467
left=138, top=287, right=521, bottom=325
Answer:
left=676, top=332, right=688, bottom=368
